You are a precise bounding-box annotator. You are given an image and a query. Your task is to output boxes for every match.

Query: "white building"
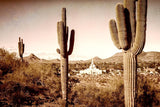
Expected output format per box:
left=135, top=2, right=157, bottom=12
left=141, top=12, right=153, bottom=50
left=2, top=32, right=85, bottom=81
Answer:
left=79, top=59, right=102, bottom=75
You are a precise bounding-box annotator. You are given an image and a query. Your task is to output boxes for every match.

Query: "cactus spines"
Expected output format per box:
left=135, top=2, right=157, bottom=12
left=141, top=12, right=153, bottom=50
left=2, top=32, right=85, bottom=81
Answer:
left=18, top=37, right=25, bottom=62
left=57, top=8, right=75, bottom=106
left=109, top=0, right=147, bottom=106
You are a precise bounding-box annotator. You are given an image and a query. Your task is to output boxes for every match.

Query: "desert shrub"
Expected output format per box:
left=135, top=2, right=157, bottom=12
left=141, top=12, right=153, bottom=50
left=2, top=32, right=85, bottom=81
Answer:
left=0, top=59, right=61, bottom=106
left=0, top=48, right=61, bottom=106
left=137, top=74, right=160, bottom=107
left=0, top=81, right=51, bottom=106
left=0, top=49, right=160, bottom=106
left=155, top=67, right=160, bottom=74
left=0, top=48, right=23, bottom=76
left=66, top=73, right=160, bottom=107
left=4, top=62, right=61, bottom=88
left=68, top=75, right=124, bottom=107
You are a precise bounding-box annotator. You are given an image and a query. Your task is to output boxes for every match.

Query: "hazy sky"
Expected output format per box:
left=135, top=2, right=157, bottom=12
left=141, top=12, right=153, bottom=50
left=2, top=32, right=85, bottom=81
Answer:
left=0, top=0, right=160, bottom=60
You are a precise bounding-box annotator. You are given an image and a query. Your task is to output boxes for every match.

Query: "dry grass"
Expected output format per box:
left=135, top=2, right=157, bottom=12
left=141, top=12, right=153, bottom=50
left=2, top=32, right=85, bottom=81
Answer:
left=0, top=48, right=160, bottom=106
left=137, top=74, right=160, bottom=107
left=0, top=48, right=61, bottom=106
left=68, top=74, right=124, bottom=107
left=68, top=73, right=160, bottom=107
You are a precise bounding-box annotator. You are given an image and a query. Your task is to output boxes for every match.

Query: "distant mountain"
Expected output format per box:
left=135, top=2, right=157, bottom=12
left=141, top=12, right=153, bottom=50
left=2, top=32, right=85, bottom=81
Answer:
left=93, top=56, right=102, bottom=61
left=44, top=58, right=60, bottom=63
left=86, top=56, right=102, bottom=62
left=103, top=52, right=123, bottom=63
left=24, top=54, right=60, bottom=63
left=138, top=51, right=160, bottom=62
left=103, top=51, right=160, bottom=63
left=24, top=51, right=160, bottom=64
left=70, top=56, right=102, bottom=64
left=24, top=53, right=40, bottom=62
left=70, top=51, right=160, bottom=64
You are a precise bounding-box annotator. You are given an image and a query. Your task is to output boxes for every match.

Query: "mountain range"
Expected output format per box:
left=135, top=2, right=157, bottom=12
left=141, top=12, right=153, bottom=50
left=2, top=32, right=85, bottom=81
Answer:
left=24, top=51, right=160, bottom=64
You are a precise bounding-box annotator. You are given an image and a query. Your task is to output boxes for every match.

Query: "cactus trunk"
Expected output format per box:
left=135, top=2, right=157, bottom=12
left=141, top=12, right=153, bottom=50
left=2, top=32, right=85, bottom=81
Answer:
left=57, top=8, right=75, bottom=107
left=124, top=52, right=137, bottom=107
left=18, top=37, right=24, bottom=62
left=59, top=21, right=68, bottom=105
left=109, top=0, right=147, bottom=106
left=61, top=56, right=68, bottom=103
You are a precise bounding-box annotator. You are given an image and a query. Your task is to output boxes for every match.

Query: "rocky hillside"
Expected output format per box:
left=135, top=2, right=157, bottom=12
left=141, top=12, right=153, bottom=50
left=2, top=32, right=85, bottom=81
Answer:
left=24, top=53, right=40, bottom=62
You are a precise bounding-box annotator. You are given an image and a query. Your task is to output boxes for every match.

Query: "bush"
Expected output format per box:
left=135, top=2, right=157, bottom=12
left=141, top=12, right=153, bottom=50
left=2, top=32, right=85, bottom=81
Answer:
left=0, top=48, right=22, bottom=76
left=137, top=74, right=160, bottom=107
left=0, top=66, right=61, bottom=106
left=0, top=49, right=61, bottom=106
left=68, top=75, right=124, bottom=107
left=0, top=48, right=160, bottom=106
left=67, top=74, right=160, bottom=107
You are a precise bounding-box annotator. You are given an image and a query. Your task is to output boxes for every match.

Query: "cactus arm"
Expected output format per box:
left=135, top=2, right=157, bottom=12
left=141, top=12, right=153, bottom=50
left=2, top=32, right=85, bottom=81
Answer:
left=68, top=29, right=75, bottom=55
left=109, top=19, right=121, bottom=49
left=57, top=22, right=61, bottom=45
left=116, top=4, right=129, bottom=50
left=131, top=0, right=147, bottom=55
left=18, top=41, right=21, bottom=57
left=56, top=48, right=60, bottom=54
left=124, top=0, right=136, bottom=44
left=23, top=43, right=24, bottom=54
left=22, top=39, right=24, bottom=54
left=20, top=39, right=24, bottom=57
left=66, top=26, right=69, bottom=43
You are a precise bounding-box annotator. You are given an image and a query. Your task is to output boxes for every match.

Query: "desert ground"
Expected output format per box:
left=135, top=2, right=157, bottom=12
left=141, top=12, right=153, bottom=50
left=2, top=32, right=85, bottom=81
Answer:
left=0, top=48, right=160, bottom=106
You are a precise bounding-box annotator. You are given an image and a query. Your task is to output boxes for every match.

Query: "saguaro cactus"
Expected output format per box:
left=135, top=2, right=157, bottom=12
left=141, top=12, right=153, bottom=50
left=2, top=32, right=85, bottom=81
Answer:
left=57, top=8, right=75, bottom=106
left=18, top=37, right=25, bottom=62
left=109, top=0, right=147, bottom=106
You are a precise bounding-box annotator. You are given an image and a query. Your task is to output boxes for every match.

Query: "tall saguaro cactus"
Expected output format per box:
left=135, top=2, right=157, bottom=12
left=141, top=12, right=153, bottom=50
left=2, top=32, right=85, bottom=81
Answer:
left=57, top=8, right=75, bottom=106
left=18, top=37, right=25, bottom=62
left=109, top=0, right=147, bottom=106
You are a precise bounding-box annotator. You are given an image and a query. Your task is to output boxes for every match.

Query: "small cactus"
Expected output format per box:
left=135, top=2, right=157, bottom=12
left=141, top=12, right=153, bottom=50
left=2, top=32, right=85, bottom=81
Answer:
left=18, top=37, right=25, bottom=62
left=109, top=0, right=147, bottom=106
left=57, top=8, right=75, bottom=106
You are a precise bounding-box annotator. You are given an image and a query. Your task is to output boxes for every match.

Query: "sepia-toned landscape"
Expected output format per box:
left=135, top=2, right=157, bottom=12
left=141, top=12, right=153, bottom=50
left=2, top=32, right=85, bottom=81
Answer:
left=0, top=0, right=160, bottom=107
left=0, top=49, right=160, bottom=107
left=0, top=48, right=160, bottom=106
